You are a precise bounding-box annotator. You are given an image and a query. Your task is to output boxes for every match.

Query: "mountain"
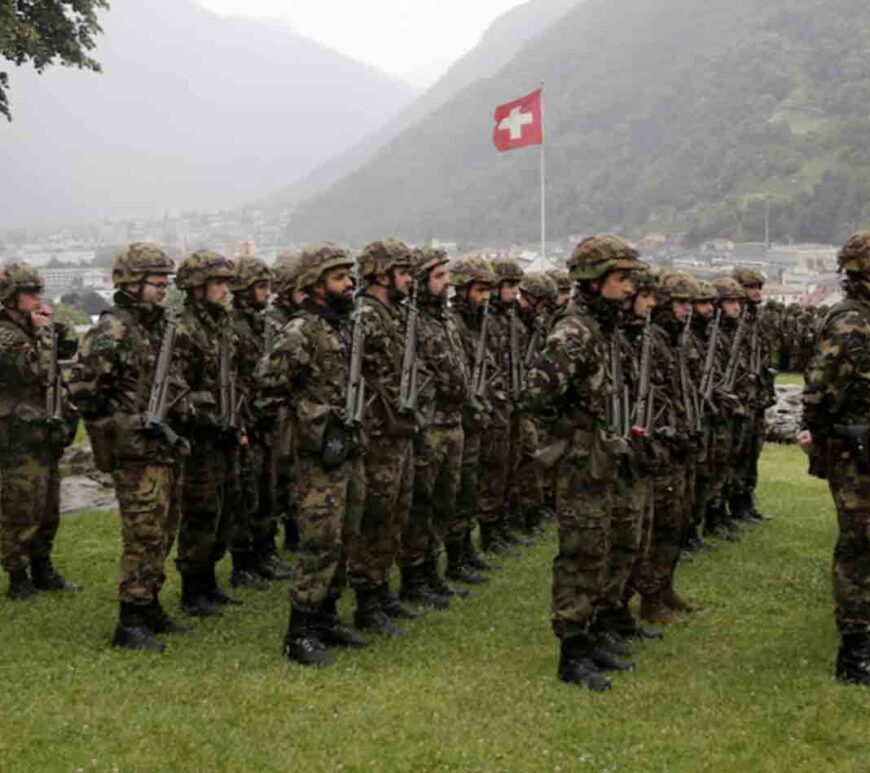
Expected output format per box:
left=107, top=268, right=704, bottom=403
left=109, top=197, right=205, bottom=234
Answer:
left=283, top=0, right=870, bottom=247
left=0, top=0, right=417, bottom=228
left=261, top=0, right=580, bottom=213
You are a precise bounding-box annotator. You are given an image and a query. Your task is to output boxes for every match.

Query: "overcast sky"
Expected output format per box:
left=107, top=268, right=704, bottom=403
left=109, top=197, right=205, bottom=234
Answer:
left=196, top=0, right=527, bottom=87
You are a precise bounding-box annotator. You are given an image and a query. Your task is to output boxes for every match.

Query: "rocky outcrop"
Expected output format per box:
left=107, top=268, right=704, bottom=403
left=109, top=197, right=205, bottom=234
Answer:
left=60, top=443, right=117, bottom=514
left=765, top=385, right=802, bottom=444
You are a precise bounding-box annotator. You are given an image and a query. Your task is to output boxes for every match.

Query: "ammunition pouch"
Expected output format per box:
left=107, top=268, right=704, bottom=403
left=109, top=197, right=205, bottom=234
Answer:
left=85, top=416, right=116, bottom=473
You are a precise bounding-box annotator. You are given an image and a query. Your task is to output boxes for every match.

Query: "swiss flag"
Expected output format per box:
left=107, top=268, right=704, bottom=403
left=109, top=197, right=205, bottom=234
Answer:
left=493, top=89, right=543, bottom=152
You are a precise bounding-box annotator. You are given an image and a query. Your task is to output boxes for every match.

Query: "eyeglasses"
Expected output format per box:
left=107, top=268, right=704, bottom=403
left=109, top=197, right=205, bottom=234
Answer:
left=143, top=281, right=169, bottom=290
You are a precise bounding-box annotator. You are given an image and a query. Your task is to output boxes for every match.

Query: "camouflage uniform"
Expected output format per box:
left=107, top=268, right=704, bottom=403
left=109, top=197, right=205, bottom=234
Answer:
left=521, top=235, right=644, bottom=691
left=256, top=243, right=366, bottom=665
left=69, top=243, right=190, bottom=650
left=400, top=248, right=469, bottom=604
left=174, top=250, right=241, bottom=615
left=803, top=232, right=870, bottom=684
left=0, top=263, right=79, bottom=599
left=343, top=240, right=417, bottom=631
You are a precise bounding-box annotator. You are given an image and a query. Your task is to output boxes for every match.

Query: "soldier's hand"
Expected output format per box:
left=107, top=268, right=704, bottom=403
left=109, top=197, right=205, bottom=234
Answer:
left=31, top=304, right=53, bottom=329
left=796, top=429, right=813, bottom=453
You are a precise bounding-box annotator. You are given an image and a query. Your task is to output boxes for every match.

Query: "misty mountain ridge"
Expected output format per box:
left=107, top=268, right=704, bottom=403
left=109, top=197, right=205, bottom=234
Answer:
left=0, top=0, right=417, bottom=228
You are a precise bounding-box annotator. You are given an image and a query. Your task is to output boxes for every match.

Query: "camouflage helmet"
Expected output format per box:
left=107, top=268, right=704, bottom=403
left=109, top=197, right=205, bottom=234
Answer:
left=838, top=232, right=870, bottom=274
left=733, top=267, right=765, bottom=287
left=231, top=255, right=272, bottom=292
left=656, top=270, right=699, bottom=303
left=414, top=246, right=450, bottom=278
left=568, top=234, right=645, bottom=281
left=712, top=277, right=746, bottom=301
left=519, top=272, right=558, bottom=305
left=694, top=279, right=718, bottom=303
left=111, top=242, right=174, bottom=286
left=546, top=268, right=571, bottom=292
left=357, top=239, right=413, bottom=279
left=449, top=256, right=497, bottom=288
left=295, top=243, right=354, bottom=290
left=0, top=262, right=44, bottom=305
left=176, top=250, right=235, bottom=291
left=491, top=257, right=524, bottom=284
left=273, top=252, right=303, bottom=296
left=633, top=269, right=660, bottom=297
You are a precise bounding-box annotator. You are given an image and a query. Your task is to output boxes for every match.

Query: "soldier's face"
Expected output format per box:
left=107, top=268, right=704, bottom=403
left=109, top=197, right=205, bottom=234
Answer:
left=391, top=267, right=413, bottom=298
left=252, top=280, right=272, bottom=307
left=745, top=284, right=763, bottom=303
left=16, top=288, right=43, bottom=314
left=499, top=281, right=519, bottom=304
left=633, top=291, right=657, bottom=318
left=324, top=268, right=354, bottom=301
left=468, top=283, right=491, bottom=308
left=694, top=301, right=714, bottom=320
left=140, top=275, right=169, bottom=306
left=600, top=270, right=636, bottom=303
left=205, top=278, right=230, bottom=305
left=428, top=265, right=450, bottom=299
left=555, top=290, right=570, bottom=308
left=672, top=299, right=692, bottom=323
left=722, top=299, right=742, bottom=318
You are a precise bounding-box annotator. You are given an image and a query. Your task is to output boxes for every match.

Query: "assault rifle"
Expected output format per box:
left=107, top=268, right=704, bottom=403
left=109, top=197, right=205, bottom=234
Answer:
left=398, top=279, right=421, bottom=415
left=609, top=335, right=630, bottom=438
left=471, top=298, right=490, bottom=401
left=144, top=320, right=184, bottom=449
left=723, top=307, right=748, bottom=394
left=508, top=305, right=524, bottom=401
left=698, top=309, right=722, bottom=420
left=631, top=312, right=655, bottom=437
left=524, top=318, right=543, bottom=370
left=345, top=285, right=366, bottom=428
left=677, top=309, right=700, bottom=432
left=45, top=323, right=63, bottom=423
left=219, top=328, right=241, bottom=434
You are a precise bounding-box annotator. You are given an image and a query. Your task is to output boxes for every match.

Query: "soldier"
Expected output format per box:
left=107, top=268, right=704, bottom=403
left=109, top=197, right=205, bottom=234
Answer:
left=547, top=268, right=572, bottom=310
left=522, top=234, right=643, bottom=691
left=346, top=240, right=420, bottom=635
left=174, top=250, right=243, bottom=617
left=448, top=256, right=499, bottom=578
left=731, top=268, right=775, bottom=524
left=256, top=243, right=367, bottom=666
left=69, top=244, right=189, bottom=651
left=800, top=232, right=870, bottom=685
left=266, top=253, right=306, bottom=552
left=229, top=254, right=292, bottom=587
left=400, top=247, right=470, bottom=608
left=0, top=262, right=80, bottom=599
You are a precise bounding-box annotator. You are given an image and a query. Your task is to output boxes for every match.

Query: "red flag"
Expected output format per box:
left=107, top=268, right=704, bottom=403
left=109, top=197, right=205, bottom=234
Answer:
left=493, top=89, right=543, bottom=152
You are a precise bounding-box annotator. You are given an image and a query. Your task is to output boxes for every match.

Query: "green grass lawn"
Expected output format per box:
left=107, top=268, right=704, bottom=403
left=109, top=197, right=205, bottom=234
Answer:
left=2, top=445, right=869, bottom=771
left=776, top=372, right=805, bottom=387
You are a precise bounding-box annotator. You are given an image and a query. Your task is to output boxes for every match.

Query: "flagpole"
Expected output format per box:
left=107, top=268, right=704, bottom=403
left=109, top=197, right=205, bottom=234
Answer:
left=539, top=80, right=546, bottom=264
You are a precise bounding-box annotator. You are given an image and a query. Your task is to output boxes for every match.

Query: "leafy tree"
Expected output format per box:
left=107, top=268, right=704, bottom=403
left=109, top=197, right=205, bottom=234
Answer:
left=0, top=0, right=109, bottom=120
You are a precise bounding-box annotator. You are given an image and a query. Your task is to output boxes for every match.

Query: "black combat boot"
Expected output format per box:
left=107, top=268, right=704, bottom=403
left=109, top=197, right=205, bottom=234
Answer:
left=283, top=608, right=334, bottom=667
left=557, top=635, right=612, bottom=692
left=180, top=572, right=222, bottom=617
left=230, top=552, right=270, bottom=590
left=111, top=602, right=165, bottom=653
left=318, top=596, right=369, bottom=649
left=445, top=542, right=487, bottom=586
left=354, top=589, right=405, bottom=637
left=742, top=491, right=769, bottom=523
left=728, top=493, right=754, bottom=525
left=30, top=558, right=82, bottom=592
left=501, top=519, right=534, bottom=547
left=523, top=508, right=547, bottom=538
left=377, top=582, right=423, bottom=620
left=283, top=518, right=300, bottom=552
left=608, top=603, right=663, bottom=641
left=148, top=598, right=189, bottom=635
left=7, top=569, right=39, bottom=600
left=204, top=565, right=242, bottom=606
left=253, top=536, right=293, bottom=580
left=480, top=522, right=518, bottom=556
left=705, top=504, right=738, bottom=542
left=463, top=530, right=498, bottom=572
left=425, top=554, right=469, bottom=599
left=836, top=634, right=870, bottom=686
left=399, top=565, right=450, bottom=611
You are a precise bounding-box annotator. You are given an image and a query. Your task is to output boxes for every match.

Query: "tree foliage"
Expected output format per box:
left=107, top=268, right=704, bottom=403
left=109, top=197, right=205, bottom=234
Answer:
left=0, top=0, right=108, bottom=120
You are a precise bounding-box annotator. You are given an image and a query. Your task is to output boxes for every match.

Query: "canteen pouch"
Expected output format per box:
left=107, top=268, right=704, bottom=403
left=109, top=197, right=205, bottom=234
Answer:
left=86, top=416, right=116, bottom=472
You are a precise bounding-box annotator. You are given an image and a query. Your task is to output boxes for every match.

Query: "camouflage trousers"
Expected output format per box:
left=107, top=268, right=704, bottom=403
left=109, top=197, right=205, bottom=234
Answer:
left=828, top=458, right=870, bottom=635
left=732, top=410, right=765, bottom=497
left=456, top=430, right=482, bottom=534
left=600, top=468, right=653, bottom=611
left=402, top=425, right=464, bottom=564
left=476, top=422, right=512, bottom=526
left=177, top=440, right=233, bottom=575
left=290, top=452, right=364, bottom=613
left=509, top=416, right=544, bottom=521
left=272, top=411, right=298, bottom=543
left=230, top=439, right=276, bottom=556
left=704, top=420, right=736, bottom=512
left=552, top=457, right=613, bottom=640
left=634, top=462, right=689, bottom=598
left=347, top=435, right=413, bottom=591
left=112, top=464, right=181, bottom=604
left=0, top=453, right=60, bottom=573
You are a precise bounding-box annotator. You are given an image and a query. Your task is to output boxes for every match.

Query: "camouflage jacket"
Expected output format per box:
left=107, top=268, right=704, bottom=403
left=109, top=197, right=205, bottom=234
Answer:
left=175, top=299, right=239, bottom=437
left=231, top=302, right=268, bottom=430
left=0, top=309, right=77, bottom=456
left=416, top=297, right=469, bottom=428
left=740, top=304, right=776, bottom=409
left=255, top=298, right=354, bottom=455
left=803, top=297, right=870, bottom=440
left=449, top=297, right=496, bottom=430
left=651, top=310, right=692, bottom=449
left=358, top=291, right=414, bottom=438
left=265, top=299, right=296, bottom=352
left=68, top=291, right=189, bottom=466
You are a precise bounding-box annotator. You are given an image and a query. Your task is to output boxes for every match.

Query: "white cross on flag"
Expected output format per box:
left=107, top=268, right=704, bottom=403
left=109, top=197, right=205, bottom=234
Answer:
left=492, top=89, right=543, bottom=152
